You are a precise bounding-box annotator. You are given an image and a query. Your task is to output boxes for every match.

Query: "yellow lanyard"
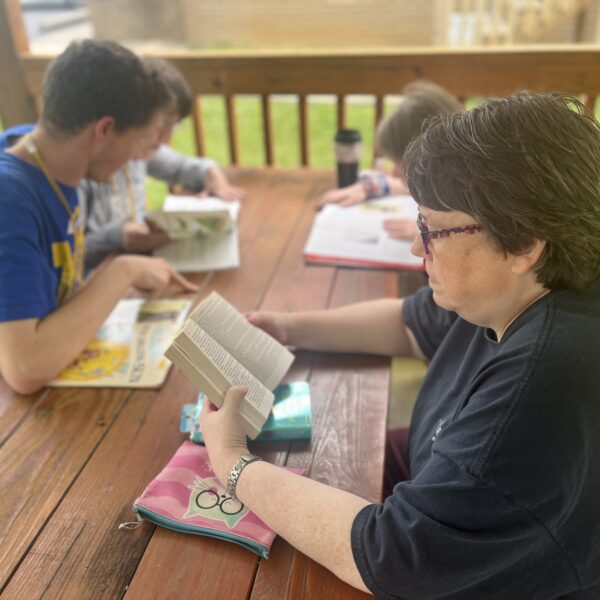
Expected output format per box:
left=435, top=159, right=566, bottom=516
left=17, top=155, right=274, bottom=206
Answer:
left=24, top=135, right=85, bottom=298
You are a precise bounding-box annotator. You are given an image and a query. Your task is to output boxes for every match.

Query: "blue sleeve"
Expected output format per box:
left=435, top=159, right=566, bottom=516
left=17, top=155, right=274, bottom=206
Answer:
left=351, top=453, right=576, bottom=599
left=0, top=196, right=58, bottom=321
left=403, top=285, right=458, bottom=360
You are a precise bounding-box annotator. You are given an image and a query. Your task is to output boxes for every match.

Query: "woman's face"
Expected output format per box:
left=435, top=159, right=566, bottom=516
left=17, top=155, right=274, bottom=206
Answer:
left=411, top=206, right=519, bottom=329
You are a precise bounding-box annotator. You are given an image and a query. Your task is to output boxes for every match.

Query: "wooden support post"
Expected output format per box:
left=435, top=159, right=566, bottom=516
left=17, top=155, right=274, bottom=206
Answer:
left=0, top=0, right=37, bottom=126
left=261, top=94, right=274, bottom=166
left=299, top=94, right=309, bottom=167
left=225, top=94, right=239, bottom=165
left=337, top=94, right=346, bottom=131
left=373, top=95, right=384, bottom=165
left=191, top=97, right=206, bottom=157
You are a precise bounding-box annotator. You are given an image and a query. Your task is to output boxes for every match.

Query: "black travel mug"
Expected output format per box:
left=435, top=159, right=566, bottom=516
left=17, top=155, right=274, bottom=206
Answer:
left=334, top=129, right=362, bottom=188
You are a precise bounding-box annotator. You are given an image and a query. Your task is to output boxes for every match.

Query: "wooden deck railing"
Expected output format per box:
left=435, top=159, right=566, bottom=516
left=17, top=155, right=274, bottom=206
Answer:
left=3, top=0, right=600, bottom=167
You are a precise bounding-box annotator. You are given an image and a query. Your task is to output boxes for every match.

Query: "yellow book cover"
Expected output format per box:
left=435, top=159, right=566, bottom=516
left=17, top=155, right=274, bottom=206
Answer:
left=49, top=299, right=191, bottom=388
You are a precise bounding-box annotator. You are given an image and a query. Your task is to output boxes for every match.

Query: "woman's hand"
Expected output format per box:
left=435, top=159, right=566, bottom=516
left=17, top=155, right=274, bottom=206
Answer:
left=200, top=386, right=250, bottom=483
left=246, top=311, right=291, bottom=345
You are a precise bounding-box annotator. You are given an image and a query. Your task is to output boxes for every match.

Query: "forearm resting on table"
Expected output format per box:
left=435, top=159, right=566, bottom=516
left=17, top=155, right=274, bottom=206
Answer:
left=0, top=259, right=135, bottom=394
left=237, top=460, right=372, bottom=594
left=286, top=298, right=420, bottom=357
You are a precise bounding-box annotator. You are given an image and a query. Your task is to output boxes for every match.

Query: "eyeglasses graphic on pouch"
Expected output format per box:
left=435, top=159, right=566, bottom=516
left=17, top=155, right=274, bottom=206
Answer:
left=195, top=488, right=244, bottom=515
left=417, top=212, right=483, bottom=255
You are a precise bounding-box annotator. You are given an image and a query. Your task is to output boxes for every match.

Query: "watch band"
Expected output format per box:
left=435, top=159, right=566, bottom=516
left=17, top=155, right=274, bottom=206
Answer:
left=226, top=454, right=263, bottom=500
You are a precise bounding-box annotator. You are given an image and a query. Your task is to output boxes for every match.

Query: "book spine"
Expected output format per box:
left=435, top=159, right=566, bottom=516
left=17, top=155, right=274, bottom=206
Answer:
left=257, top=426, right=311, bottom=442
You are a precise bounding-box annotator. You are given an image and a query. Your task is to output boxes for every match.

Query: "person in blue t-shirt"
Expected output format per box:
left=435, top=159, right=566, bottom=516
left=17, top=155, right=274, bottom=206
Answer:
left=0, top=39, right=197, bottom=395
left=197, top=93, right=600, bottom=598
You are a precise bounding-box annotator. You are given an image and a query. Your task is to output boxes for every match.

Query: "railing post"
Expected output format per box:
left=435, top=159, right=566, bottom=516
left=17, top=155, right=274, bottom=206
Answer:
left=261, top=94, right=274, bottom=166
left=225, top=94, right=239, bottom=165
left=0, top=0, right=37, bottom=126
left=191, top=97, right=206, bottom=157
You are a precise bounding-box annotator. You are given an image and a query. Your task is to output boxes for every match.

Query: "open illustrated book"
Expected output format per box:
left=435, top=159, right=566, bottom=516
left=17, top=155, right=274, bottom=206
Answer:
left=49, top=299, right=191, bottom=388
left=165, top=292, right=295, bottom=439
left=303, top=195, right=424, bottom=271
left=151, top=195, right=241, bottom=272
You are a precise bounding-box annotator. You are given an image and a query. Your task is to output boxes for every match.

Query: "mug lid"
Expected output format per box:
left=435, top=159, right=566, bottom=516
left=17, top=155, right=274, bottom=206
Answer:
left=335, top=129, right=362, bottom=144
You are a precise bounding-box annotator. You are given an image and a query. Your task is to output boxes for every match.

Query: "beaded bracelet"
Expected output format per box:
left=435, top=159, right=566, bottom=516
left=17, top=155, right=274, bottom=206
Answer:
left=359, top=173, right=390, bottom=200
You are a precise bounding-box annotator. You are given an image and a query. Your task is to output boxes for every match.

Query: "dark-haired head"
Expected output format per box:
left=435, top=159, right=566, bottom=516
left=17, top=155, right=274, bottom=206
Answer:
left=376, top=81, right=462, bottom=165
left=41, top=39, right=172, bottom=135
left=141, top=56, right=193, bottom=121
left=403, top=92, right=600, bottom=292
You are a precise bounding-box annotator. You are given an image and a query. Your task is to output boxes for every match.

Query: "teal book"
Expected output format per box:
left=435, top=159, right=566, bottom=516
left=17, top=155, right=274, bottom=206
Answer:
left=181, top=381, right=311, bottom=443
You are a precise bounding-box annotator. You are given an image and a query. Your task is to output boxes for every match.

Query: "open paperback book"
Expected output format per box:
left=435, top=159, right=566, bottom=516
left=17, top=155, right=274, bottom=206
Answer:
left=50, top=299, right=191, bottom=388
left=123, top=441, right=303, bottom=558
left=146, top=195, right=238, bottom=239
left=304, top=195, right=424, bottom=271
left=165, top=292, right=295, bottom=439
left=152, top=195, right=241, bottom=272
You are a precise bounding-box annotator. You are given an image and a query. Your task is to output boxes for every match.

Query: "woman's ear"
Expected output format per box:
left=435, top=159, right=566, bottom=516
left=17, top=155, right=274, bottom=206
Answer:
left=510, top=239, right=546, bottom=274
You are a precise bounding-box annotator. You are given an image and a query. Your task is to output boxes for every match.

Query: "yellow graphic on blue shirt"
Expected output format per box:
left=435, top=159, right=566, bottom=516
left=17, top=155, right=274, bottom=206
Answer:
left=51, top=205, right=85, bottom=303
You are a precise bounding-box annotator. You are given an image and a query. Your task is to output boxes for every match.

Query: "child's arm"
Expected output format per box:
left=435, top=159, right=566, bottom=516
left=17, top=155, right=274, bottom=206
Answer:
left=315, top=174, right=408, bottom=209
left=0, top=255, right=197, bottom=394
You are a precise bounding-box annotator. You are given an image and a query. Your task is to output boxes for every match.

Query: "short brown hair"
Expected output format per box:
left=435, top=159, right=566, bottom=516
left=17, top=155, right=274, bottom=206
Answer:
left=403, top=92, right=600, bottom=292
left=42, top=40, right=171, bottom=134
left=141, top=57, right=193, bottom=120
left=376, top=81, right=462, bottom=164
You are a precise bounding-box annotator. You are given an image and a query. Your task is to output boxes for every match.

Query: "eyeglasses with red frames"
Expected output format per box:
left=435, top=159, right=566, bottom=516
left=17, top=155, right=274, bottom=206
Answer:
left=417, top=212, right=483, bottom=255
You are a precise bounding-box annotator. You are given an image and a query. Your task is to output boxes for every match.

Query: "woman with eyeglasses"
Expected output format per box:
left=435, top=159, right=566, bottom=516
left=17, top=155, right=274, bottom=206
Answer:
left=199, top=92, right=600, bottom=599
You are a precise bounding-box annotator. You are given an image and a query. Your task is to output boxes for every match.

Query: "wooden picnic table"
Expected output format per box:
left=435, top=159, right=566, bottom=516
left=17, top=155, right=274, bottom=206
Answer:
left=0, top=168, right=424, bottom=599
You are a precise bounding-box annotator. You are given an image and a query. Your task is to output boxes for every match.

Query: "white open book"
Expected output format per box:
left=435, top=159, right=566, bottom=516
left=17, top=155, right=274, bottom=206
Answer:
left=304, top=196, right=424, bottom=271
left=165, top=292, right=295, bottom=439
left=152, top=196, right=241, bottom=273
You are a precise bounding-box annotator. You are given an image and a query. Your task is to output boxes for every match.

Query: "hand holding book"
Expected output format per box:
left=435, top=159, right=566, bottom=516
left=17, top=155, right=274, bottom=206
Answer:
left=165, top=292, right=295, bottom=439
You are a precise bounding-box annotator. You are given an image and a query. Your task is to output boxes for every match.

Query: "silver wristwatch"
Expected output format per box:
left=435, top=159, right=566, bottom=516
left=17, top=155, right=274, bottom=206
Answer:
left=226, top=454, right=262, bottom=500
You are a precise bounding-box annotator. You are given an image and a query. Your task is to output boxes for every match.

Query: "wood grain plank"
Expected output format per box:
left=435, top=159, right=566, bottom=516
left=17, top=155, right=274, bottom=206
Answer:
left=259, top=169, right=335, bottom=313
left=0, top=387, right=131, bottom=590
left=252, top=267, right=401, bottom=599
left=0, top=379, right=47, bottom=448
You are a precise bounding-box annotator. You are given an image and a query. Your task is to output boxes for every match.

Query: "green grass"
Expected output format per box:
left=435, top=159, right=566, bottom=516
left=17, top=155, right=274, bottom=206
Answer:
left=145, top=96, right=398, bottom=209
left=5, top=94, right=596, bottom=211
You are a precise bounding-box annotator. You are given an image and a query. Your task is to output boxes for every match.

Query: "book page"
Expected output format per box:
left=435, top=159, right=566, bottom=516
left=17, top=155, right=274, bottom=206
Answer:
left=189, top=292, right=294, bottom=389
left=147, top=198, right=240, bottom=239
left=163, top=195, right=241, bottom=219
left=153, top=231, right=240, bottom=273
left=174, top=322, right=275, bottom=438
left=50, top=299, right=191, bottom=388
left=304, top=196, right=423, bottom=269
